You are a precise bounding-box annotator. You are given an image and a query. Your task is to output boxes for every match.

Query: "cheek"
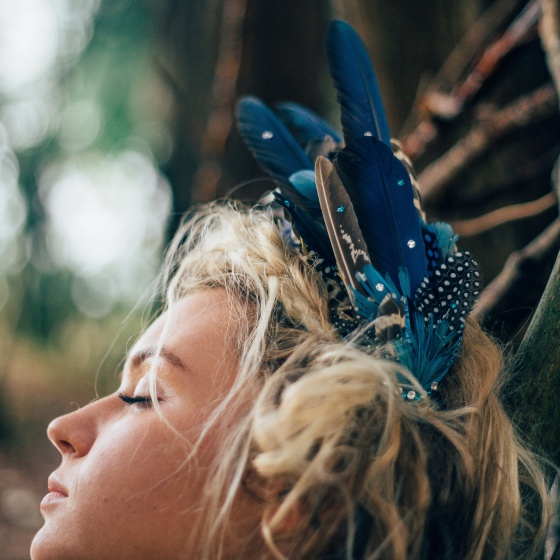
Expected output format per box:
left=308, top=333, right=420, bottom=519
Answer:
left=82, top=420, right=210, bottom=525
left=33, top=419, right=213, bottom=560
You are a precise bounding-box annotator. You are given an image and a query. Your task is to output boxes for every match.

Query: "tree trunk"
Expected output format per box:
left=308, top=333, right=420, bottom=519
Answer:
left=150, top=0, right=331, bottom=232
left=511, top=252, right=560, bottom=467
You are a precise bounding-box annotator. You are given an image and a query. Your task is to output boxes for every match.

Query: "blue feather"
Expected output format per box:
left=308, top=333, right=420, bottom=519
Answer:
left=234, top=20, right=477, bottom=396
left=275, top=101, right=342, bottom=145
left=326, top=20, right=391, bottom=147
left=351, top=263, right=402, bottom=320
left=395, top=313, right=461, bottom=388
left=289, top=170, right=319, bottom=203
left=272, top=192, right=335, bottom=264
left=427, top=222, right=458, bottom=259
left=236, top=96, right=312, bottom=185
left=334, top=137, right=428, bottom=294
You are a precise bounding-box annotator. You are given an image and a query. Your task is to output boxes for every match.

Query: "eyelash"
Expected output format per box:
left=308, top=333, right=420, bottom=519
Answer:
left=118, top=393, right=153, bottom=408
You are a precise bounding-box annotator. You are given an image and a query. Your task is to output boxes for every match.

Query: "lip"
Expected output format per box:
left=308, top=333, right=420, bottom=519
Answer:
left=41, top=475, right=68, bottom=509
left=47, top=474, right=68, bottom=496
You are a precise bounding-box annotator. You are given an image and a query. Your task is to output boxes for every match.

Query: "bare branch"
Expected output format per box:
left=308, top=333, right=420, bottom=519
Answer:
left=418, top=84, right=558, bottom=205
left=422, top=0, right=541, bottom=120
left=433, top=0, right=525, bottom=91
left=472, top=217, right=560, bottom=323
left=402, top=0, right=542, bottom=159
left=450, top=192, right=557, bottom=237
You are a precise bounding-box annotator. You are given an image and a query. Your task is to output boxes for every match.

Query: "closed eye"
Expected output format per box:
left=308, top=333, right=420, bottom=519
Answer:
left=118, top=392, right=153, bottom=408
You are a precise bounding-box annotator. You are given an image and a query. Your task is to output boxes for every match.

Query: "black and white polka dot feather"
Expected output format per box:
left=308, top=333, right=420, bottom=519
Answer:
left=414, top=251, right=480, bottom=332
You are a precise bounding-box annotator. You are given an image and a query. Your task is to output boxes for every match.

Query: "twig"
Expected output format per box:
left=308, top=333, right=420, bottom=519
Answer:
left=472, top=217, right=560, bottom=323
left=432, top=0, right=523, bottom=92
left=422, top=0, right=542, bottom=120
left=402, top=0, right=542, bottom=159
left=418, top=83, right=558, bottom=205
left=450, top=192, right=557, bottom=236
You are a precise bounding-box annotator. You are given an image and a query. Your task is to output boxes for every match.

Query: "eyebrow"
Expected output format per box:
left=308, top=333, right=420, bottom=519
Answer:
left=126, top=345, right=190, bottom=373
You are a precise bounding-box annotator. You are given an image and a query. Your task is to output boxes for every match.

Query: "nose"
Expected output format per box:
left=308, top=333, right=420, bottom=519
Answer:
left=47, top=401, right=101, bottom=457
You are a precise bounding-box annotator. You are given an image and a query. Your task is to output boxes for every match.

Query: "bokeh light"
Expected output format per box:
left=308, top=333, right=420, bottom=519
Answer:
left=0, top=0, right=59, bottom=94
left=0, top=0, right=173, bottom=319
left=0, top=143, right=28, bottom=276
left=39, top=147, right=172, bottom=316
left=57, top=99, right=102, bottom=152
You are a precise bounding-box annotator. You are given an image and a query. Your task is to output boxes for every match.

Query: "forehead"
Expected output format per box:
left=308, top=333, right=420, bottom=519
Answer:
left=132, top=289, right=237, bottom=358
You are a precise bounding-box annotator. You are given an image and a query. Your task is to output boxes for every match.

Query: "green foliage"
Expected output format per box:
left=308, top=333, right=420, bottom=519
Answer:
left=0, top=1, right=166, bottom=445
left=4, top=0, right=163, bottom=342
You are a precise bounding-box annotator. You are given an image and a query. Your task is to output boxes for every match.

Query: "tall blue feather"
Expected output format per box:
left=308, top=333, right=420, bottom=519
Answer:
left=326, top=20, right=391, bottom=147
left=236, top=96, right=313, bottom=185
left=275, top=101, right=342, bottom=145
left=334, top=137, right=428, bottom=294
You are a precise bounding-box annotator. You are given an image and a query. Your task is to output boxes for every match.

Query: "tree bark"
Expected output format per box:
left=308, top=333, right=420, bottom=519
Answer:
left=509, top=251, right=560, bottom=466
left=150, top=0, right=331, bottom=233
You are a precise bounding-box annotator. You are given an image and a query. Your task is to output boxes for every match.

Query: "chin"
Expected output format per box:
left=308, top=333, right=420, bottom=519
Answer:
left=31, top=524, right=77, bottom=560
left=31, top=526, right=54, bottom=560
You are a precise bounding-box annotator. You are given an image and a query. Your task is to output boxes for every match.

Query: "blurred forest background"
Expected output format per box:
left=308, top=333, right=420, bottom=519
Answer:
left=0, top=0, right=559, bottom=557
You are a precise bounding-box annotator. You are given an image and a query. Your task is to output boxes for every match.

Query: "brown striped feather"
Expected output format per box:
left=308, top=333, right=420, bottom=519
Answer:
left=315, top=156, right=371, bottom=296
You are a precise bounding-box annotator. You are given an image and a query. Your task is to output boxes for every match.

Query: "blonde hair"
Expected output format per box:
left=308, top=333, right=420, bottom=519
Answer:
left=155, top=200, right=549, bottom=559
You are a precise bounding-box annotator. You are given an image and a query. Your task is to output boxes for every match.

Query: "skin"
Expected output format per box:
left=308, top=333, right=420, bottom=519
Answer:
left=31, top=289, right=264, bottom=560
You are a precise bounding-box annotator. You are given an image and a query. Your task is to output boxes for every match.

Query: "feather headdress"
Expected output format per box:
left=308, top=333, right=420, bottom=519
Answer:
left=236, top=20, right=480, bottom=398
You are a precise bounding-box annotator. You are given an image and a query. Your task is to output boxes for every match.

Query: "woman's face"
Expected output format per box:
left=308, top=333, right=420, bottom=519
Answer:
left=31, top=289, right=262, bottom=560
